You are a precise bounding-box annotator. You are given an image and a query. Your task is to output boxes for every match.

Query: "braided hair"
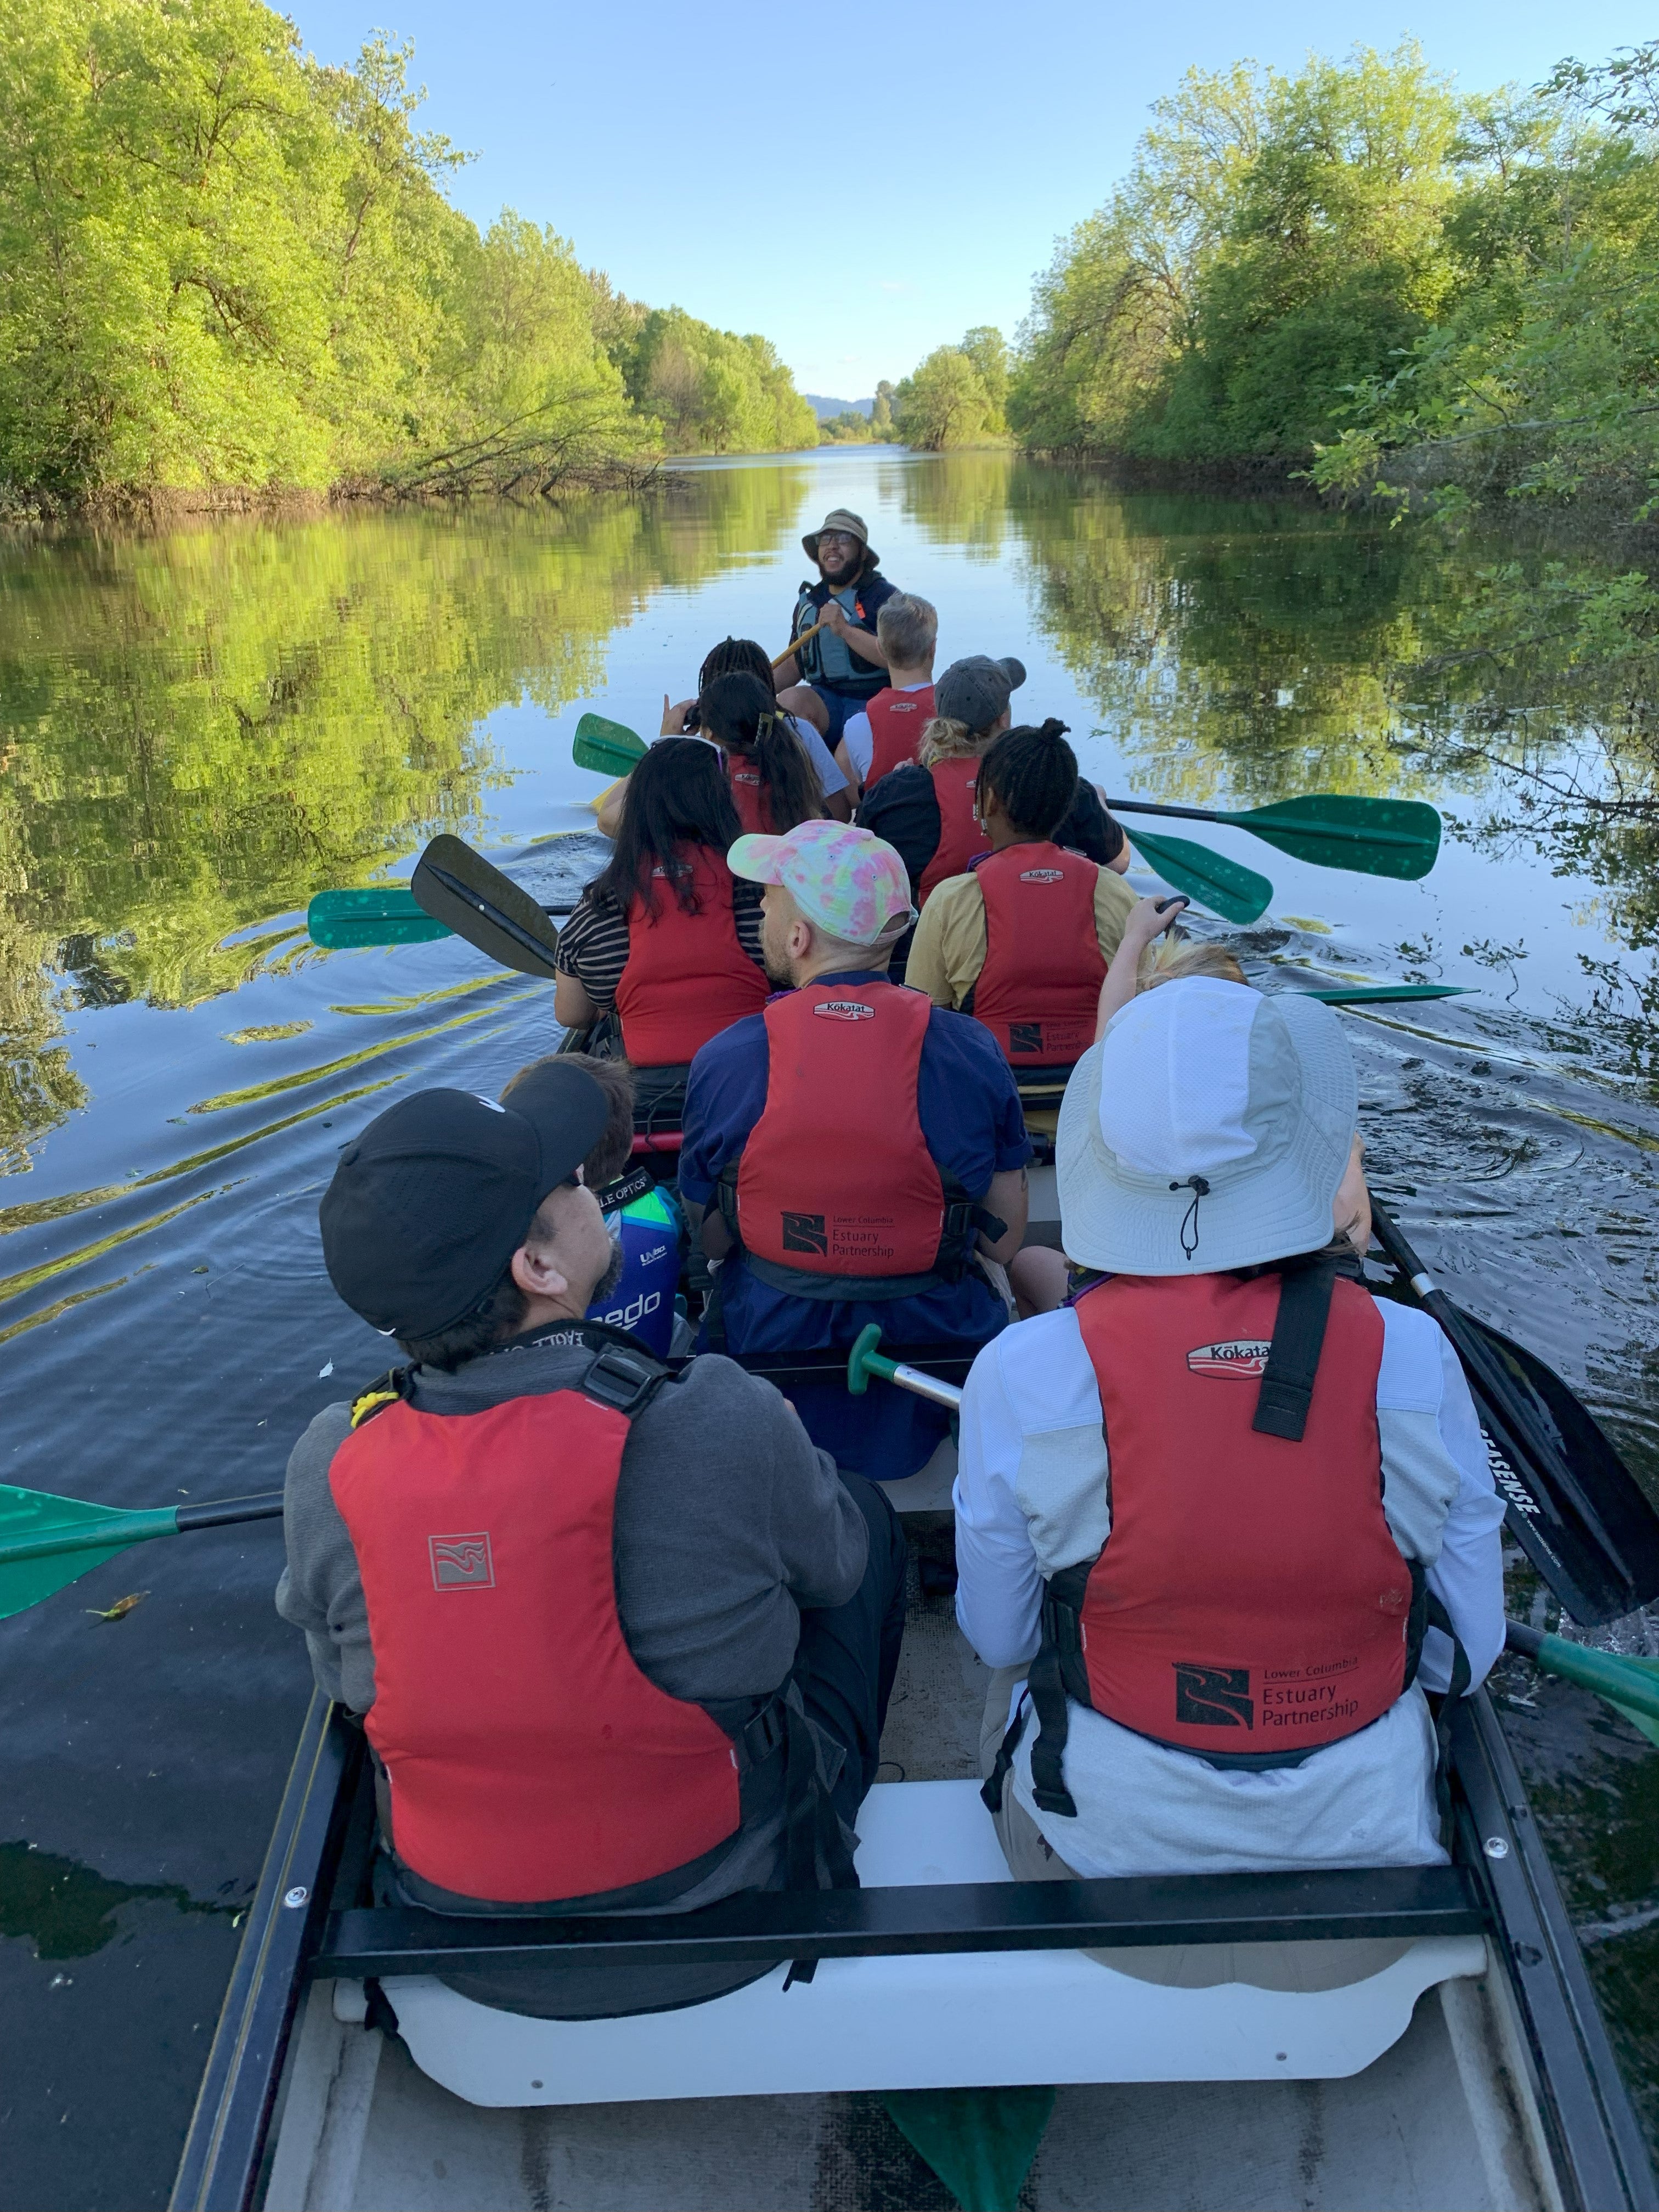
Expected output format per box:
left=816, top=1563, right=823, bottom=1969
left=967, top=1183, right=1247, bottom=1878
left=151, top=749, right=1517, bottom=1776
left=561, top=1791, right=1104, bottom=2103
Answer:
left=696, top=670, right=823, bottom=833
left=591, top=737, right=742, bottom=919
left=976, top=718, right=1078, bottom=839
left=697, top=636, right=776, bottom=693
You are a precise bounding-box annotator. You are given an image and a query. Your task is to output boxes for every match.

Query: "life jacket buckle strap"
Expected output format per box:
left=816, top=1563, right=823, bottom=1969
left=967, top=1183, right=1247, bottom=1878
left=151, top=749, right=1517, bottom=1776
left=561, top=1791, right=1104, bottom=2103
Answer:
left=738, top=1700, right=788, bottom=1770
left=1252, top=1259, right=1339, bottom=1443
left=579, top=1345, right=666, bottom=1418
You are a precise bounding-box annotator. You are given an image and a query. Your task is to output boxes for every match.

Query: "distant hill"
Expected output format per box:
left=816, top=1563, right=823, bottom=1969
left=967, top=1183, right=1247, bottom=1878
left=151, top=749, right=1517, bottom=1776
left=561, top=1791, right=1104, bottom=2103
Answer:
left=804, top=394, right=874, bottom=421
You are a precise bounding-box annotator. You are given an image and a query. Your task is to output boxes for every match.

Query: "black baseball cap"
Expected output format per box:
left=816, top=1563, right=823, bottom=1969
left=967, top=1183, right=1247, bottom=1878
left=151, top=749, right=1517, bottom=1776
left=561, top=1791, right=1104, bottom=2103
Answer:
left=319, top=1062, right=610, bottom=1339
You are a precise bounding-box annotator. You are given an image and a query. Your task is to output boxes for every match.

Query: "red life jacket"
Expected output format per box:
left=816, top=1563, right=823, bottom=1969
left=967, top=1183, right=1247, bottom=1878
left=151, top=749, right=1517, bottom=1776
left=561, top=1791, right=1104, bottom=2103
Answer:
left=918, top=759, right=991, bottom=903
left=616, top=845, right=768, bottom=1066
left=1061, top=1271, right=1412, bottom=1764
left=328, top=1378, right=741, bottom=1904
left=865, top=684, right=936, bottom=786
left=733, top=979, right=965, bottom=1290
left=725, top=754, right=776, bottom=836
left=970, top=840, right=1106, bottom=1066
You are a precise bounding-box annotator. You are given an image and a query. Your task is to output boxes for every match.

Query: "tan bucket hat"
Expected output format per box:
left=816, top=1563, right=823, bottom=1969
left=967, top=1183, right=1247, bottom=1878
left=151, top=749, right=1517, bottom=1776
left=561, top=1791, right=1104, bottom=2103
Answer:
left=802, top=507, right=878, bottom=568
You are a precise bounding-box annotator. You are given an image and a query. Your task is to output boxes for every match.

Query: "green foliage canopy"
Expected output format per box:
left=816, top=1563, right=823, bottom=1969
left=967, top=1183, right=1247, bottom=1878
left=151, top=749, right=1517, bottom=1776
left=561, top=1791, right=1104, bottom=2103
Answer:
left=894, top=332, right=1009, bottom=450
left=0, top=0, right=815, bottom=500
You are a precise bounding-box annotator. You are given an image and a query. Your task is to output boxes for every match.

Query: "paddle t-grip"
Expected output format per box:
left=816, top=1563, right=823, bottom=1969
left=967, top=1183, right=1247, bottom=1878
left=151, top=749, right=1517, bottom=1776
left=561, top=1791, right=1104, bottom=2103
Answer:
left=845, top=1325, right=964, bottom=1411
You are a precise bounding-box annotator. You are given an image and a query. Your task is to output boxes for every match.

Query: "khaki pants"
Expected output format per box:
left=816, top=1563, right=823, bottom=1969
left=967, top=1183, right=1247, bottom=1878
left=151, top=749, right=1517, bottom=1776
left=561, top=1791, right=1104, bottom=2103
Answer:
left=975, top=1667, right=1413, bottom=1991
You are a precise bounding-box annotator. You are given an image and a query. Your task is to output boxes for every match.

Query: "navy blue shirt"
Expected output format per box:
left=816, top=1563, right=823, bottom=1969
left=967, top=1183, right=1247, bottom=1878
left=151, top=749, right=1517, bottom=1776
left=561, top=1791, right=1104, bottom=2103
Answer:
left=680, top=971, right=1031, bottom=1479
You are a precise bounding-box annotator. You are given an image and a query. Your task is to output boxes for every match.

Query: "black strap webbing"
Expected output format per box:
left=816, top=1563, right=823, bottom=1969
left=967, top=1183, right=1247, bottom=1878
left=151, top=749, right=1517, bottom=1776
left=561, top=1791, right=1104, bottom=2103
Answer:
left=1252, top=1260, right=1339, bottom=1442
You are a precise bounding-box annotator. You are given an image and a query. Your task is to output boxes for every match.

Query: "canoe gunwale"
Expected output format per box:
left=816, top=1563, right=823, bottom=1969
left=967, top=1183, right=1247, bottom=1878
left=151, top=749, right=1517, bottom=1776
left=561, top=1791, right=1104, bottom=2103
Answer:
left=167, top=1698, right=1658, bottom=2212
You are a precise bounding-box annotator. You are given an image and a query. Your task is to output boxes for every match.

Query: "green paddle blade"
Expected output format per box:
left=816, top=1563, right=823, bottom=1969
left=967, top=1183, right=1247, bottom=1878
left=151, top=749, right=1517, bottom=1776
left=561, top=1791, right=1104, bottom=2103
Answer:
left=573, top=713, right=648, bottom=778
left=1235, top=795, right=1442, bottom=881
left=1300, top=984, right=1474, bottom=1005
left=1127, top=828, right=1272, bottom=924
left=882, top=2085, right=1057, bottom=2212
left=308, top=887, right=452, bottom=950
left=0, top=1485, right=178, bottom=1621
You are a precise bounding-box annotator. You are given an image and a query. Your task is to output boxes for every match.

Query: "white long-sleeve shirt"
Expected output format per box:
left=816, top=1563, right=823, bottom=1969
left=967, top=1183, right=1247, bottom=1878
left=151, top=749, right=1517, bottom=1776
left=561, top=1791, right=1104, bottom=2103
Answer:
left=955, top=1296, right=1506, bottom=1876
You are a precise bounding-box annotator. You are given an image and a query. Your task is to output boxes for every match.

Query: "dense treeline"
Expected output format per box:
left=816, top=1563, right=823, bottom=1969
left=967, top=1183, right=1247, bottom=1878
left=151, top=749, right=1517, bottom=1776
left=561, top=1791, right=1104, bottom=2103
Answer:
left=1006, top=40, right=1659, bottom=513
left=0, top=0, right=815, bottom=506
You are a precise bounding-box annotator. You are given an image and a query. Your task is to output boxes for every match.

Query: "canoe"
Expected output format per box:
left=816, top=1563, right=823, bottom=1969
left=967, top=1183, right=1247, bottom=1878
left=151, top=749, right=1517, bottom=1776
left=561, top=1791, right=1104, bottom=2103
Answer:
left=163, top=1030, right=1657, bottom=2212
left=170, top=1599, right=1656, bottom=2212
left=168, top=1293, right=1658, bottom=2212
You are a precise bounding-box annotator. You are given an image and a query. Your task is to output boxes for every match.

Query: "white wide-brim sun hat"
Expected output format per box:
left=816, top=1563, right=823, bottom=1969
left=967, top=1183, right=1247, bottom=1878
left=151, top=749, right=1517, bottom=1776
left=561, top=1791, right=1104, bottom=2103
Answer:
left=1057, top=977, right=1358, bottom=1276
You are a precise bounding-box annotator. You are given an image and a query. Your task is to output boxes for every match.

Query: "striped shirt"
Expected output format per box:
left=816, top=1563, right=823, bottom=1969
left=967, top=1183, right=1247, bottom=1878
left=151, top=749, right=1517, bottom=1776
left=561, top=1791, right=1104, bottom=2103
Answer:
left=555, top=876, right=767, bottom=1013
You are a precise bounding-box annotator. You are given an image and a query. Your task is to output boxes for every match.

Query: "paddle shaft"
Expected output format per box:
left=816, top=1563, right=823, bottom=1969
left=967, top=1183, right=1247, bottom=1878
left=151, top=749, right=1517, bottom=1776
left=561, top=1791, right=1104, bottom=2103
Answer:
left=1506, top=1618, right=1659, bottom=1728
left=0, top=1492, right=285, bottom=1568
left=1108, top=798, right=1429, bottom=851
left=775, top=620, right=827, bottom=669
left=1368, top=1201, right=1629, bottom=1577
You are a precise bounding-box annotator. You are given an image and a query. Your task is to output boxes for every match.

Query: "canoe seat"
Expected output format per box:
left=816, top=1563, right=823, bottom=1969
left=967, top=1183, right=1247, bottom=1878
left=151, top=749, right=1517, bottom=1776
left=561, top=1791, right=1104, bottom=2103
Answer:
left=364, top=1780, right=1488, bottom=2109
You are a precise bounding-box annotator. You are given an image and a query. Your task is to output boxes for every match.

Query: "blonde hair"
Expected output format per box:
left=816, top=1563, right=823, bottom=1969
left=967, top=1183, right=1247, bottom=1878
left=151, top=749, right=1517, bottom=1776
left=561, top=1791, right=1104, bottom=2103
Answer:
left=1139, top=939, right=1248, bottom=990
left=876, top=592, right=937, bottom=668
left=919, top=714, right=995, bottom=767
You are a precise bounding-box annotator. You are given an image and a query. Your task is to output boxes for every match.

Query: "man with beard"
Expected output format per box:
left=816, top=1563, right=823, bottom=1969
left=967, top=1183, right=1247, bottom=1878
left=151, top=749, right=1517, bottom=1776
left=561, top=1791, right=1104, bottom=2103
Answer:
left=679, top=821, right=1030, bottom=1482
left=277, top=1057, right=906, bottom=2018
left=774, top=509, right=901, bottom=748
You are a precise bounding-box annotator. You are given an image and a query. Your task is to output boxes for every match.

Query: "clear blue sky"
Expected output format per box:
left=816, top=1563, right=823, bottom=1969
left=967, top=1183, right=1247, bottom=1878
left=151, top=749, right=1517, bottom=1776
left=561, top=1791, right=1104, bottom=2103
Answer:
left=294, top=0, right=1655, bottom=398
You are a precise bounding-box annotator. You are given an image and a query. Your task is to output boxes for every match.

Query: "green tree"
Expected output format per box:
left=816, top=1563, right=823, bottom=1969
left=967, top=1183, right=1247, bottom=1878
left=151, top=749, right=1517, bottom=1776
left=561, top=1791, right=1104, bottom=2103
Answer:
left=894, top=349, right=994, bottom=449
left=957, top=327, right=1010, bottom=431
left=1008, top=46, right=1463, bottom=462
left=0, top=0, right=817, bottom=499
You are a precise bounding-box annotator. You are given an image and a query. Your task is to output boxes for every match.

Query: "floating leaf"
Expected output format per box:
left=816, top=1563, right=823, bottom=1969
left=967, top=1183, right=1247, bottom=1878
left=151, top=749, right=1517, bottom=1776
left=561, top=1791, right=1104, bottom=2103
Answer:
left=86, top=1592, right=148, bottom=1623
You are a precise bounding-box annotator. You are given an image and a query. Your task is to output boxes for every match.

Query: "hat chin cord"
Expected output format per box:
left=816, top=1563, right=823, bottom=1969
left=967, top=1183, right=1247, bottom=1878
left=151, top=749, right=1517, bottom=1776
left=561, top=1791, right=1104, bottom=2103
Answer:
left=1169, top=1173, right=1211, bottom=1260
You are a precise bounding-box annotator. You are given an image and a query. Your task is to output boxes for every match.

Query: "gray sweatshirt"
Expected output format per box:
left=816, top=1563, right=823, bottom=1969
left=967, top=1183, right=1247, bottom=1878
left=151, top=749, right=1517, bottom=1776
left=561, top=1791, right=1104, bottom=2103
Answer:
left=276, top=1320, right=869, bottom=2013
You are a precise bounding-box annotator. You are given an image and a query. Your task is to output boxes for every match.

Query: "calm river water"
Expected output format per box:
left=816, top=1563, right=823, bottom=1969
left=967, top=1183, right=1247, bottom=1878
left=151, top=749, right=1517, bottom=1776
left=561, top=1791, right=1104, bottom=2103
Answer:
left=2, top=449, right=1656, bottom=2208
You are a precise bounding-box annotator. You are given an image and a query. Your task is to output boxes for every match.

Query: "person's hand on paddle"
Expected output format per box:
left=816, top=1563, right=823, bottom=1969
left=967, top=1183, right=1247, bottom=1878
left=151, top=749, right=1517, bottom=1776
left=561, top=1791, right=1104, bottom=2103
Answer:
left=1093, top=896, right=1189, bottom=1040
left=817, top=598, right=850, bottom=639
left=661, top=694, right=697, bottom=737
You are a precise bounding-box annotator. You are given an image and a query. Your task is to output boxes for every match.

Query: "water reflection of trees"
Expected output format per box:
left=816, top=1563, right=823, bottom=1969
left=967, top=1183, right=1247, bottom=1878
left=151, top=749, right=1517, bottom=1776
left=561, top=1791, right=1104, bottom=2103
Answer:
left=1008, top=471, right=1659, bottom=1077
left=0, top=469, right=808, bottom=1167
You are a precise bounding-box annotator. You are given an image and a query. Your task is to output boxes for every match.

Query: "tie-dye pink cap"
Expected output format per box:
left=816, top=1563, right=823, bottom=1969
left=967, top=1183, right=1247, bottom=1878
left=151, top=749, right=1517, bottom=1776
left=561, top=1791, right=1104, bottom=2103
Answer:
left=728, top=820, right=915, bottom=945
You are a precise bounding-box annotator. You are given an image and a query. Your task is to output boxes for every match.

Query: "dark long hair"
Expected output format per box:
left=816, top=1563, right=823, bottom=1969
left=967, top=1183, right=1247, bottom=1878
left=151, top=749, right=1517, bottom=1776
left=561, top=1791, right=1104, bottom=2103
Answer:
left=696, top=671, right=823, bottom=834
left=977, top=718, right=1077, bottom=838
left=591, top=737, right=743, bottom=919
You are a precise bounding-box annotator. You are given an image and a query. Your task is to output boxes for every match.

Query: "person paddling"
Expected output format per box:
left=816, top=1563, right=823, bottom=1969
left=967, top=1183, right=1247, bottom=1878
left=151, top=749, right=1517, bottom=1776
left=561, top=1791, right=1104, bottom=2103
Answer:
left=837, top=593, right=938, bottom=796
left=554, top=737, right=770, bottom=1126
left=907, top=720, right=1136, bottom=1075
left=774, top=509, right=899, bottom=747
left=279, top=1064, right=906, bottom=2019
left=958, top=982, right=1505, bottom=1887
left=679, top=821, right=1031, bottom=1481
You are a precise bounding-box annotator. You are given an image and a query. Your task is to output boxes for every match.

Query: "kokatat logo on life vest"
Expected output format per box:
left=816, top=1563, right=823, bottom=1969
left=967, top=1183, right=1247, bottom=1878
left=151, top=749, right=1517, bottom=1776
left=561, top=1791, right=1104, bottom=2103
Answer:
left=429, top=1532, right=495, bottom=1590
left=1186, top=1339, right=1273, bottom=1378
left=812, top=999, right=875, bottom=1022
left=1018, top=868, right=1065, bottom=883
left=1173, top=1662, right=1254, bottom=1729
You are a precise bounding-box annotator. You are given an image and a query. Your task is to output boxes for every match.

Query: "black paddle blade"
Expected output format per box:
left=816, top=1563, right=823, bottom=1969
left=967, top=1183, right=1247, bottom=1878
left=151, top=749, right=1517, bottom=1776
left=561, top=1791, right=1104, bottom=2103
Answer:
left=1369, top=1200, right=1659, bottom=1623
left=411, top=835, right=561, bottom=979
left=1469, top=1316, right=1659, bottom=1624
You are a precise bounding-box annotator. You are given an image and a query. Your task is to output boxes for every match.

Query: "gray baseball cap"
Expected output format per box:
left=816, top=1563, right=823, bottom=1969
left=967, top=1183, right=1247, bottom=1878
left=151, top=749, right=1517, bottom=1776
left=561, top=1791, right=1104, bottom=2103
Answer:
left=935, top=654, right=1027, bottom=733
